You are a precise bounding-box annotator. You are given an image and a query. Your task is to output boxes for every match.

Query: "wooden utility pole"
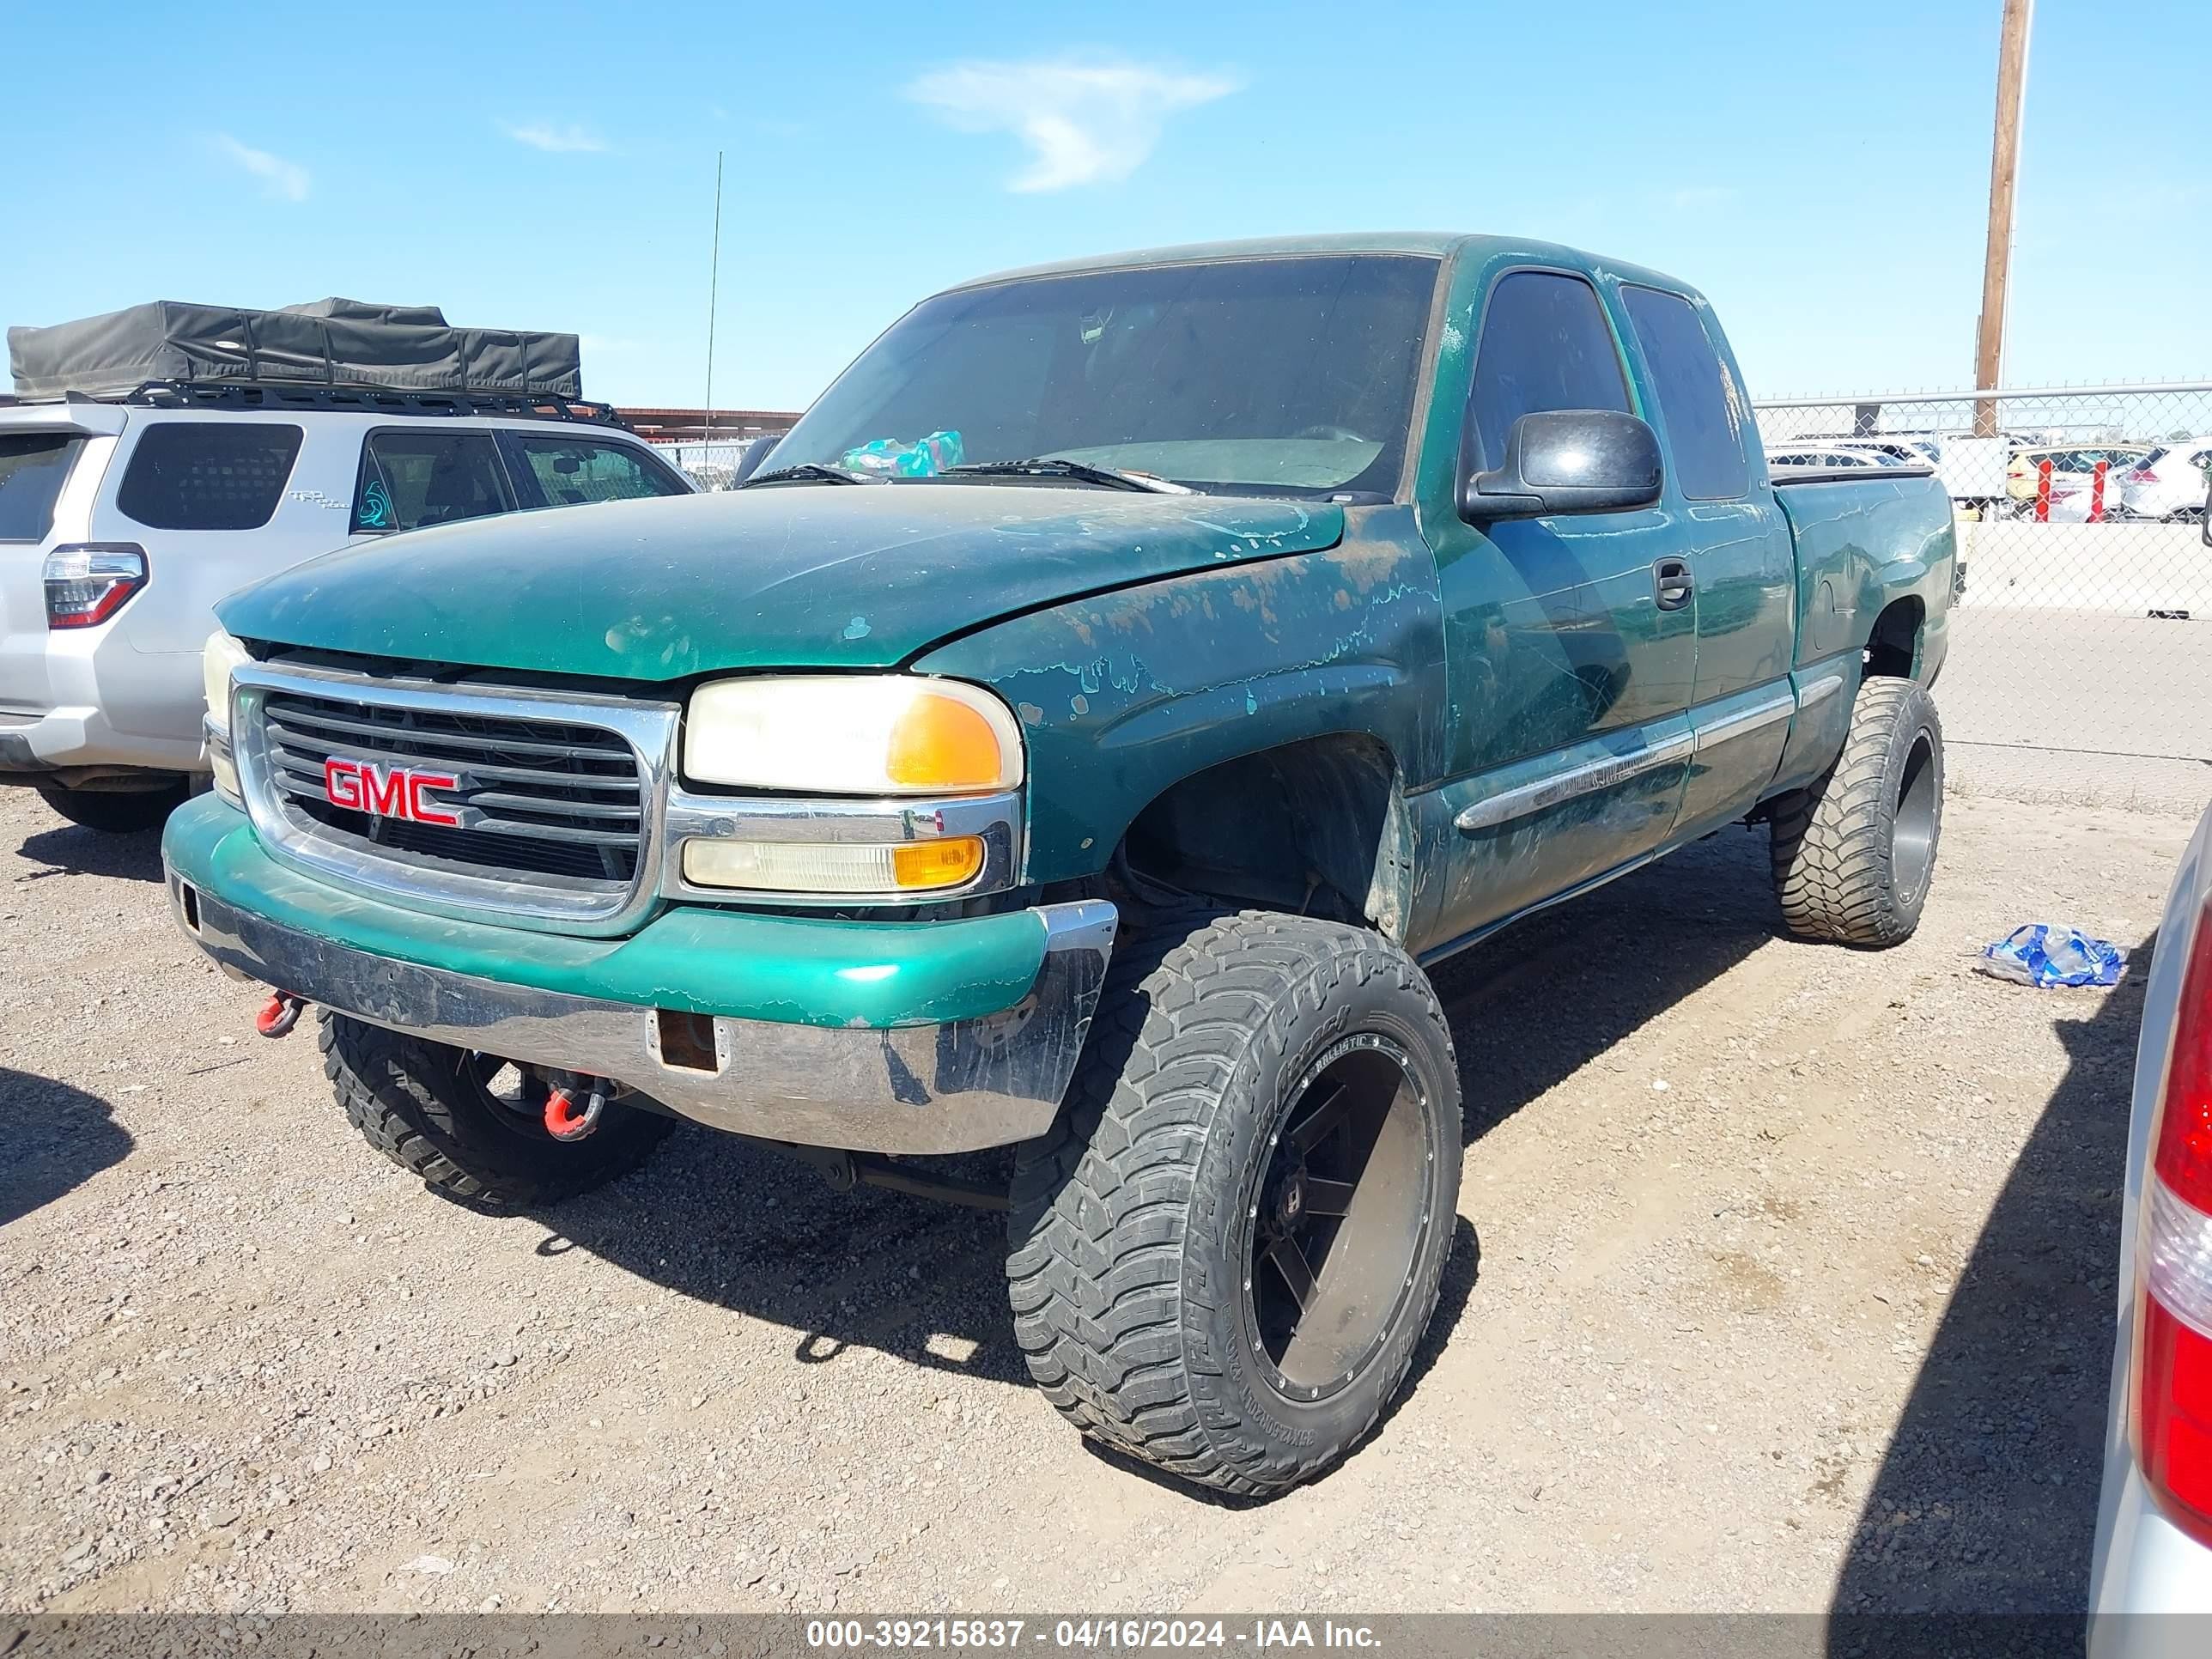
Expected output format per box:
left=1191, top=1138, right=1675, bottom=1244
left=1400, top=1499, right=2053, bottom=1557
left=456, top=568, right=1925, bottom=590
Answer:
left=1974, top=0, right=2033, bottom=436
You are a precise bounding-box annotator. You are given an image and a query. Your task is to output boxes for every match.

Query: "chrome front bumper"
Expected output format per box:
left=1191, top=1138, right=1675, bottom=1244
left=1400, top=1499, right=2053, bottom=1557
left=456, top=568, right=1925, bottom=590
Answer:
left=172, top=879, right=1118, bottom=1156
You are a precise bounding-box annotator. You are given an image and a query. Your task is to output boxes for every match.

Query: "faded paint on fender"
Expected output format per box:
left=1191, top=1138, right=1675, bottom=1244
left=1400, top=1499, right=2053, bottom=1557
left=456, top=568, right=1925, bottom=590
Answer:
left=917, top=510, right=1447, bottom=901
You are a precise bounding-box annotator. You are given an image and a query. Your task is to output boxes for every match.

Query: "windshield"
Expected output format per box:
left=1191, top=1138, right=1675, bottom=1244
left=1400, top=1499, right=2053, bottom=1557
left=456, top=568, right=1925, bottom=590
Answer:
left=769, top=254, right=1441, bottom=498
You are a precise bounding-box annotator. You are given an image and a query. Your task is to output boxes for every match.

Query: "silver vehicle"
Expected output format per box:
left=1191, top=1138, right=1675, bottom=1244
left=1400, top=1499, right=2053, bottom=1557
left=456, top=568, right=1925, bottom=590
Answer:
left=0, top=386, right=692, bottom=831
left=2089, top=507, right=2212, bottom=1650
left=2118, top=438, right=2212, bottom=523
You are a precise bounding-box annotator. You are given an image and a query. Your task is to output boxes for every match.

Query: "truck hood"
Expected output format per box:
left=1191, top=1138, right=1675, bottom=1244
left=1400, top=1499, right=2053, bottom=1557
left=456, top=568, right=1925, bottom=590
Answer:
left=219, top=485, right=1345, bottom=681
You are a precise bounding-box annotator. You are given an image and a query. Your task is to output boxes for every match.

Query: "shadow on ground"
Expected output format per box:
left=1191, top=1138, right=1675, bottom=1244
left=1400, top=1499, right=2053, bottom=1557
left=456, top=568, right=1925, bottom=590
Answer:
left=1429, top=823, right=1783, bottom=1145
left=536, top=1129, right=1033, bottom=1387
left=1826, top=931, right=2150, bottom=1631
left=15, top=821, right=167, bottom=884
left=0, top=1066, right=136, bottom=1228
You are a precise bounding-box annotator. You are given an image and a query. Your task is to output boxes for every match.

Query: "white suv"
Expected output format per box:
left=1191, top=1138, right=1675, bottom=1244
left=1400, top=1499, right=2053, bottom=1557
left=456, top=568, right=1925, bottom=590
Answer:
left=0, top=384, right=692, bottom=831
left=2118, top=438, right=2212, bottom=523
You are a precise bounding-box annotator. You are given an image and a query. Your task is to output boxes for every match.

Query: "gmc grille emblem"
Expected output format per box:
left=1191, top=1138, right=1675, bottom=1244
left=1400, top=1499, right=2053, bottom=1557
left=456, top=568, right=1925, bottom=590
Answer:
left=324, top=757, right=462, bottom=827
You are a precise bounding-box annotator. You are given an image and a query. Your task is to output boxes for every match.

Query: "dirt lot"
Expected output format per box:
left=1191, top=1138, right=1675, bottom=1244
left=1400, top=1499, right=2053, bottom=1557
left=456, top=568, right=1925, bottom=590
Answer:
left=0, top=784, right=2191, bottom=1617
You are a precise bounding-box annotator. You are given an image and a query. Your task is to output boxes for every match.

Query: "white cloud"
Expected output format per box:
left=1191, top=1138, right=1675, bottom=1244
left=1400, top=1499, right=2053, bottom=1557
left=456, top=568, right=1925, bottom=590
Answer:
left=906, top=57, right=1239, bottom=192
left=211, top=134, right=310, bottom=203
left=503, top=122, right=608, bottom=154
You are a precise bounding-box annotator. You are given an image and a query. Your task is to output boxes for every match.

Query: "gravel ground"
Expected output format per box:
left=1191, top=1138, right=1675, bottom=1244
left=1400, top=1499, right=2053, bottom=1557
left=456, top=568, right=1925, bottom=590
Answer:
left=0, top=783, right=2189, bottom=1616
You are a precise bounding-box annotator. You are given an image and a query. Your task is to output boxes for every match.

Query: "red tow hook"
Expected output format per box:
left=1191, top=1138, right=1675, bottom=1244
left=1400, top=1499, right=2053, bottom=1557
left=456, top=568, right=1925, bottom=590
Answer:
left=544, top=1083, right=606, bottom=1142
left=255, top=991, right=307, bottom=1039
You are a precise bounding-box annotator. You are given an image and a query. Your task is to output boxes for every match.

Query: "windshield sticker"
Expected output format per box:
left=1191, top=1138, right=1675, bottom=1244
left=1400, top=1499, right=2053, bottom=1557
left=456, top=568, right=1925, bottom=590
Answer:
left=357, top=477, right=393, bottom=529
left=839, top=429, right=965, bottom=478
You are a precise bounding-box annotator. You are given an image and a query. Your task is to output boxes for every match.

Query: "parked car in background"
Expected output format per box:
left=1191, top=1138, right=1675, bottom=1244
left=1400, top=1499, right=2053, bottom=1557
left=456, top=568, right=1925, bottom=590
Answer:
left=2006, top=443, right=2154, bottom=507
left=0, top=386, right=692, bottom=832
left=2118, top=438, right=2212, bottom=522
left=1765, top=445, right=1896, bottom=469
left=2087, top=792, right=2212, bottom=1648
left=1831, top=439, right=1929, bottom=467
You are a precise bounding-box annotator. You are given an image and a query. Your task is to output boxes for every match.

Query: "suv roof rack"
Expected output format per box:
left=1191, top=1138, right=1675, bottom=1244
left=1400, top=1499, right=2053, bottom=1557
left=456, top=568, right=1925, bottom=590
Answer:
left=112, top=380, right=631, bottom=428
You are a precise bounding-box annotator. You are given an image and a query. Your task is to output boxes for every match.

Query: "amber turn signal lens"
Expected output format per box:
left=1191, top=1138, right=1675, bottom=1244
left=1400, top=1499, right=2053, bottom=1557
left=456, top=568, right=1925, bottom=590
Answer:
left=890, top=836, right=986, bottom=890
left=886, top=696, right=1011, bottom=792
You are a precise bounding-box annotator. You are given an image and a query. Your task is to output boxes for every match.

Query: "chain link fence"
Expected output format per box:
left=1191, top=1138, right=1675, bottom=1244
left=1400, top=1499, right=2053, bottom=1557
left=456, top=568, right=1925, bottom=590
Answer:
left=1754, top=381, right=2212, bottom=812
left=652, top=437, right=785, bottom=491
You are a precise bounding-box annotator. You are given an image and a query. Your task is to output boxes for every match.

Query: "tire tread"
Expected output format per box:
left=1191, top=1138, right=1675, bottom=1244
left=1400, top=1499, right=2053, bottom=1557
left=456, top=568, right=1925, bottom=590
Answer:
left=1006, top=910, right=1457, bottom=1497
left=1770, top=677, right=1942, bottom=947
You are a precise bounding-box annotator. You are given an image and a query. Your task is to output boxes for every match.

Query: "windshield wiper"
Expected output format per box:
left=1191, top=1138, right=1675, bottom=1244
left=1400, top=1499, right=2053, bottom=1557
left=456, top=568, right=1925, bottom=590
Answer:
left=937, top=458, right=1189, bottom=494
left=740, top=463, right=875, bottom=487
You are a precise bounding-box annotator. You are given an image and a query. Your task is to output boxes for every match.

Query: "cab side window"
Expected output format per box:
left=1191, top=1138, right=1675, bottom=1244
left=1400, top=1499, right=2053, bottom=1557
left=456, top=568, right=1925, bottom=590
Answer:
left=1621, top=286, right=1750, bottom=501
left=354, top=431, right=515, bottom=534
left=1468, top=271, right=1632, bottom=469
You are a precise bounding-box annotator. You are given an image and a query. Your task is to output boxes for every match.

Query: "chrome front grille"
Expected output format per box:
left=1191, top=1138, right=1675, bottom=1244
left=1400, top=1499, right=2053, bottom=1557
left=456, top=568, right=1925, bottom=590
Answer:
left=233, top=664, right=678, bottom=935
left=262, top=691, right=645, bottom=884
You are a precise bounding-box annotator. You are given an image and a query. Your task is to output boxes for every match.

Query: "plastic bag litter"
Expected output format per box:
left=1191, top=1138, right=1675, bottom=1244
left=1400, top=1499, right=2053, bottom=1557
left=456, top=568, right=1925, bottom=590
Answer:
left=839, top=428, right=964, bottom=477
left=1976, top=923, right=2127, bottom=988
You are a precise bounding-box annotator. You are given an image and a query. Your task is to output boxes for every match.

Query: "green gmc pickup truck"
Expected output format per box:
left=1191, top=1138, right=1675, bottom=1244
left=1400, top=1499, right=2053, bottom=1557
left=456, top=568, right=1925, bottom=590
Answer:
left=165, top=234, right=1954, bottom=1497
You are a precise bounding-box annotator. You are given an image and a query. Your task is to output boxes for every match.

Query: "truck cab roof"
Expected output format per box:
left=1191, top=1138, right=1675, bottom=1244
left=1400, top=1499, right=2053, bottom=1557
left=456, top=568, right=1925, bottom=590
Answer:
left=954, top=231, right=1711, bottom=308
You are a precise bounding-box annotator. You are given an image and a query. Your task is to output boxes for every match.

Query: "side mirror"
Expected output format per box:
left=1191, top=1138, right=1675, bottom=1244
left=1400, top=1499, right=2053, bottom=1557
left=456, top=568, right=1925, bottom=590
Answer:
left=1461, top=409, right=1663, bottom=523
left=732, top=434, right=782, bottom=485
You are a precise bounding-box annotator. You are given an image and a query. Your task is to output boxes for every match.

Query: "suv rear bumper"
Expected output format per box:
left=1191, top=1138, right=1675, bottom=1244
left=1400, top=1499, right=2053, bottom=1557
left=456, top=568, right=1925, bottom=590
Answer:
left=0, top=631, right=206, bottom=784
left=161, top=794, right=1118, bottom=1155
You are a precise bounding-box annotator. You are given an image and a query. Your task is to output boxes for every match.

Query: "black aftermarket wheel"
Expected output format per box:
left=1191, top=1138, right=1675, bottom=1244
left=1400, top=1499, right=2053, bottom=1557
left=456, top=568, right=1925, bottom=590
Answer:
left=1242, top=1029, right=1438, bottom=1404
left=1006, top=910, right=1461, bottom=1498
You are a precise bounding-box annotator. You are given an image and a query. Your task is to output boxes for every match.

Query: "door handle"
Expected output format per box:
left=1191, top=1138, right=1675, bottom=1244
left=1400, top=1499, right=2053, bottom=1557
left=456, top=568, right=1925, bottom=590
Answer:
left=1654, top=557, right=1693, bottom=611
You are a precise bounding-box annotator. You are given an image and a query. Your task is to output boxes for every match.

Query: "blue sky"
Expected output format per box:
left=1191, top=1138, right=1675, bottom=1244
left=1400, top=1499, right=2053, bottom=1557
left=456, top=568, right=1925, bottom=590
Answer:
left=3, top=0, right=2203, bottom=410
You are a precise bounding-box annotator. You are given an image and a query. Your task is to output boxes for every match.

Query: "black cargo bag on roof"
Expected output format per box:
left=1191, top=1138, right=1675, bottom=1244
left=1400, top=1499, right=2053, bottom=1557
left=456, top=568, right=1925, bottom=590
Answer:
left=6, top=298, right=582, bottom=400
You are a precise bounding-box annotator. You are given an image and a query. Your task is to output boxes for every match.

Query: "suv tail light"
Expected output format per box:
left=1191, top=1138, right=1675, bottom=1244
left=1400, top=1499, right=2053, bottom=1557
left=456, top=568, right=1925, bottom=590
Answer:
left=2137, top=907, right=2212, bottom=1546
left=2130, top=468, right=2160, bottom=484
left=44, top=544, right=149, bottom=629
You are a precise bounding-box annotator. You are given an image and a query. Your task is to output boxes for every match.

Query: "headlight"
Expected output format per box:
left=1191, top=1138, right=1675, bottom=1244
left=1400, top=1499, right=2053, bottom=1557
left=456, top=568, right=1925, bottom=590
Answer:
left=202, top=630, right=251, bottom=734
left=684, top=675, right=1024, bottom=795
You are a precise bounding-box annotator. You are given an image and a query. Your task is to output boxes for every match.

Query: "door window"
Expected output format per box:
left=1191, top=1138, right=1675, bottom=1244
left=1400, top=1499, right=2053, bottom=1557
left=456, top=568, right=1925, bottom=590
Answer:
left=1467, top=271, right=1632, bottom=469
left=353, top=431, right=515, bottom=533
left=503, top=435, right=689, bottom=507
left=1620, top=287, right=1750, bottom=500
left=116, top=422, right=304, bottom=531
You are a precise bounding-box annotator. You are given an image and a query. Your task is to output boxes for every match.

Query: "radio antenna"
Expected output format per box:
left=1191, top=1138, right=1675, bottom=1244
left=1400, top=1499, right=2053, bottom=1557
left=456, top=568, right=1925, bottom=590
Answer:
left=703, top=149, right=725, bottom=442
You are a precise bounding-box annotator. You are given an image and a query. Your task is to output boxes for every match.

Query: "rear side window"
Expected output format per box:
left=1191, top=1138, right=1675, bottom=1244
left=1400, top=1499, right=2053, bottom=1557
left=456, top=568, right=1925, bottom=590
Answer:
left=116, top=422, right=303, bottom=531
left=354, top=431, right=515, bottom=534
left=0, top=434, right=87, bottom=541
left=1621, top=286, right=1750, bottom=501
left=503, top=435, right=688, bottom=507
left=1468, top=271, right=1632, bottom=469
